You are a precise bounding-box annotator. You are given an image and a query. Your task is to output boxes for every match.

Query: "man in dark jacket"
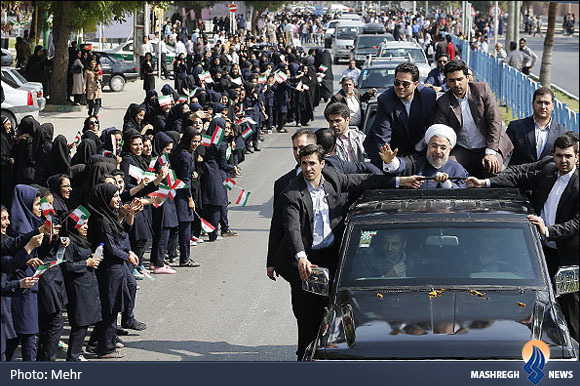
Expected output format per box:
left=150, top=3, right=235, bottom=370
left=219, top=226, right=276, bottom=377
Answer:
left=363, top=62, right=437, bottom=168
left=506, top=87, right=567, bottom=166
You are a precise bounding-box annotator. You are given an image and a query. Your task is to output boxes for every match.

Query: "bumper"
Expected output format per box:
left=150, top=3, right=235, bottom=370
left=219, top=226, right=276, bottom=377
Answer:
left=38, top=97, right=46, bottom=111
left=125, top=74, right=139, bottom=83
left=333, top=49, right=351, bottom=59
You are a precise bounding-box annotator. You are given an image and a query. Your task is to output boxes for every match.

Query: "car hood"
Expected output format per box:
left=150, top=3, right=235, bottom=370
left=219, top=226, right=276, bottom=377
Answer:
left=354, top=48, right=379, bottom=55
left=318, top=289, right=573, bottom=359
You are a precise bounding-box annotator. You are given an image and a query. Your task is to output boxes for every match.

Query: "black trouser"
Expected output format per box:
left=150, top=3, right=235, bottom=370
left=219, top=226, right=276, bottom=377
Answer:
left=450, top=146, right=504, bottom=178
left=151, top=227, right=170, bottom=267
left=67, top=325, right=88, bottom=360
left=132, top=239, right=148, bottom=266
left=168, top=228, right=179, bottom=260
left=289, top=245, right=338, bottom=360
left=178, top=221, right=192, bottom=264
left=203, top=204, right=223, bottom=241
left=265, top=105, right=273, bottom=130
left=192, top=215, right=201, bottom=238
left=36, top=311, right=64, bottom=361
left=160, top=53, right=168, bottom=78
left=277, top=112, right=288, bottom=131
left=88, top=99, right=101, bottom=116
left=5, top=334, right=36, bottom=361
left=121, top=263, right=137, bottom=327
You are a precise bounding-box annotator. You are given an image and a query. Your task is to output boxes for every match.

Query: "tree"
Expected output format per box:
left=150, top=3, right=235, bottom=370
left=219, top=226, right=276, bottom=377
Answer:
left=539, top=2, right=557, bottom=88
left=244, top=1, right=290, bottom=35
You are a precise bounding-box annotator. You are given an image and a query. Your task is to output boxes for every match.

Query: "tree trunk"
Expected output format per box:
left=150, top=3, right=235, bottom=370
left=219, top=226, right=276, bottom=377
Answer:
left=50, top=1, right=72, bottom=105
left=539, top=2, right=557, bottom=87
left=506, top=1, right=515, bottom=49
left=251, top=8, right=260, bottom=35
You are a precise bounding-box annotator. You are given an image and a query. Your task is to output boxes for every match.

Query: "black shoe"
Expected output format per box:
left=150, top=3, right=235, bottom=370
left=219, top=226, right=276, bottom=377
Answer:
left=254, top=147, right=261, bottom=151
left=122, top=320, right=147, bottom=331
left=246, top=148, right=254, bottom=153
left=221, top=230, right=239, bottom=237
left=116, top=328, right=129, bottom=336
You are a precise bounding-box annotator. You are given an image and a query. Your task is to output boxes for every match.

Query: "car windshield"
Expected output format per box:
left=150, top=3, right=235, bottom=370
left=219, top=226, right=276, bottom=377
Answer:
left=378, top=48, right=427, bottom=64
left=359, top=67, right=396, bottom=89
left=7, top=69, right=28, bottom=84
left=338, top=223, right=544, bottom=288
left=357, top=36, right=389, bottom=49
left=337, top=26, right=360, bottom=39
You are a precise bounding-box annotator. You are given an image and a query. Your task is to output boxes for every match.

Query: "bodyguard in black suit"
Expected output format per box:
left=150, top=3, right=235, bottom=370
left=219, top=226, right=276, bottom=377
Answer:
left=363, top=62, right=437, bottom=167
left=506, top=87, right=567, bottom=166
left=467, top=134, right=579, bottom=341
left=279, top=144, right=423, bottom=359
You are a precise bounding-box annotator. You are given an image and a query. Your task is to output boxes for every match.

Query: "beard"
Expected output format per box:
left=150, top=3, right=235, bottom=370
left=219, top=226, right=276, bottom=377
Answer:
left=427, top=152, right=449, bottom=169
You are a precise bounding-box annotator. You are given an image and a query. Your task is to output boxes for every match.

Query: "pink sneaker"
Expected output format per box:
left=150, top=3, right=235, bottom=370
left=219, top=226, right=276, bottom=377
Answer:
left=153, top=265, right=176, bottom=274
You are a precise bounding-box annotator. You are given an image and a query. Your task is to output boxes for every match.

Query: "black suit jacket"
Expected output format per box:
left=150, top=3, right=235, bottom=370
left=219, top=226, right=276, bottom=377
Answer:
left=490, top=163, right=579, bottom=265
left=278, top=168, right=397, bottom=282
left=266, top=167, right=299, bottom=269
left=506, top=116, right=567, bottom=166
left=363, top=85, right=437, bottom=167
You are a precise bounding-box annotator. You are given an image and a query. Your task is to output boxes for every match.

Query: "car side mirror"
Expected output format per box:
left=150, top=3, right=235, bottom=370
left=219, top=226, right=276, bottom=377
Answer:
left=553, top=265, right=579, bottom=297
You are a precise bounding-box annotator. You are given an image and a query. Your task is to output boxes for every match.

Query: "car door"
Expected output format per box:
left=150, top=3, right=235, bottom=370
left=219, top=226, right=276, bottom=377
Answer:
left=121, top=42, right=134, bottom=61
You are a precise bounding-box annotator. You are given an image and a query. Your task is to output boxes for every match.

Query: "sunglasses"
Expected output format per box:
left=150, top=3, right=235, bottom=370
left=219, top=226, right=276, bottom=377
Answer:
left=89, top=120, right=99, bottom=124
left=394, top=80, right=412, bottom=88
left=437, top=60, right=448, bottom=64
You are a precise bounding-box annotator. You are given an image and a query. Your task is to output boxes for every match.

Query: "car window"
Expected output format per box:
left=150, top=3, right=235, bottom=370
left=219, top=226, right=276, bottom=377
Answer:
left=124, top=42, right=133, bottom=52
left=357, top=36, right=388, bottom=49
left=1, top=74, right=21, bottom=89
left=379, top=48, right=427, bottom=64
left=362, top=105, right=377, bottom=135
left=336, top=26, right=360, bottom=39
left=359, top=68, right=396, bottom=89
left=339, top=223, right=543, bottom=288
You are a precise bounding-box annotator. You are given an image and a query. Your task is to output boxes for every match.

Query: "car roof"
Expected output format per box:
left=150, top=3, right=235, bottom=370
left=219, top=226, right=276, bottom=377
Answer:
left=362, top=59, right=406, bottom=69
left=349, top=188, right=533, bottom=219
left=336, top=20, right=365, bottom=27
left=380, top=41, right=423, bottom=49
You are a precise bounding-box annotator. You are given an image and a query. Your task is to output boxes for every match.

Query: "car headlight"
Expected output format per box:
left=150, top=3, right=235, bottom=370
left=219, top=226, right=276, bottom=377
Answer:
left=355, top=55, right=366, bottom=60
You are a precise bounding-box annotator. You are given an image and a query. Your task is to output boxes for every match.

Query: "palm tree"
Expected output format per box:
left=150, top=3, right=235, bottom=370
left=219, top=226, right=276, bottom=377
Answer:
left=539, top=2, right=557, bottom=87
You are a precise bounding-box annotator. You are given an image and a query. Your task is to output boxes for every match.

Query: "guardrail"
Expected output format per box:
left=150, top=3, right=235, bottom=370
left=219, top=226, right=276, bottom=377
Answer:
left=452, top=36, right=579, bottom=133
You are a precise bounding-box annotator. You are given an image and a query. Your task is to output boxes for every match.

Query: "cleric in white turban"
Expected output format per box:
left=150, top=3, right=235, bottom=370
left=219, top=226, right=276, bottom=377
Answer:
left=379, top=124, right=469, bottom=189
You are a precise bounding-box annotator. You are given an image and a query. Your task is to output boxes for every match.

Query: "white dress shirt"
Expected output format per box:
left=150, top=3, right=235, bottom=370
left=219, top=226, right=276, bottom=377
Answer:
left=345, top=94, right=362, bottom=126
left=533, top=116, right=552, bottom=160
left=295, top=176, right=335, bottom=260
left=454, top=91, right=496, bottom=155
left=541, top=167, right=576, bottom=249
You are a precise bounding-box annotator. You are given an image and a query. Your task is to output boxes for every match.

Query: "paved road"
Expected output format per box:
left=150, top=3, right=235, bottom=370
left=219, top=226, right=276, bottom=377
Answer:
left=38, top=57, right=348, bottom=361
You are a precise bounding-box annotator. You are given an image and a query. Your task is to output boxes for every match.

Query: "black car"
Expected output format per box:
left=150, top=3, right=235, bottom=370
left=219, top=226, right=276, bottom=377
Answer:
left=93, top=51, right=139, bottom=92
left=303, top=189, right=579, bottom=360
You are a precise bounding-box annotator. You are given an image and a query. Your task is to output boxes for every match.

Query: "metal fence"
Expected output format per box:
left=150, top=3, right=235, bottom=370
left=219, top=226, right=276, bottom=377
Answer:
left=452, top=36, right=579, bottom=133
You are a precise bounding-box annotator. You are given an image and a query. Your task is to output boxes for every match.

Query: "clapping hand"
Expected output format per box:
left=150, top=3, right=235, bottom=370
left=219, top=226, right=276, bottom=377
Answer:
left=379, top=143, right=398, bottom=164
left=130, top=198, right=143, bottom=214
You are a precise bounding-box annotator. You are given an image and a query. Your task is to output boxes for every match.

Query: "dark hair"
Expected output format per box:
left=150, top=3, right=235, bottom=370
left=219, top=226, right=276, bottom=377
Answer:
left=98, top=174, right=115, bottom=183
left=443, top=59, right=469, bottom=77
left=509, top=41, right=517, bottom=51
left=340, top=76, right=355, bottom=84
left=564, top=130, right=579, bottom=143
left=436, top=53, right=449, bottom=61
left=554, top=134, right=579, bottom=154
left=111, top=169, right=125, bottom=178
left=315, top=128, right=337, bottom=154
left=532, top=87, right=555, bottom=103
left=324, top=102, right=351, bottom=121
left=1, top=205, right=7, bottom=213
left=298, top=144, right=325, bottom=162
left=519, top=37, right=526, bottom=43
left=395, top=62, right=419, bottom=82
left=291, top=129, right=317, bottom=143
left=446, top=35, right=452, bottom=43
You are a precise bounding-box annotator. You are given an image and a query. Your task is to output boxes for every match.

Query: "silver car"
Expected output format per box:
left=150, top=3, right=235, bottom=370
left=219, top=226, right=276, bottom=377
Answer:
left=377, top=41, right=432, bottom=82
left=1, top=68, right=46, bottom=111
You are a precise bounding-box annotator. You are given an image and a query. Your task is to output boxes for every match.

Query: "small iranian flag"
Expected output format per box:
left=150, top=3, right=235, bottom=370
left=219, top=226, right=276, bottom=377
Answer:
left=40, top=197, right=55, bottom=216
left=128, top=165, right=145, bottom=183
left=148, top=157, right=159, bottom=172
left=74, top=131, right=82, bottom=148
left=318, top=64, right=328, bottom=72
left=235, top=117, right=257, bottom=126
left=257, top=75, right=267, bottom=84
left=237, top=103, right=244, bottom=115
left=241, top=127, right=253, bottom=140
left=102, top=150, right=113, bottom=157
left=178, top=95, right=188, bottom=103
left=167, top=170, right=188, bottom=191
left=158, top=153, right=169, bottom=167
left=189, top=88, right=199, bottom=97
left=201, top=134, right=212, bottom=147
left=235, top=189, right=251, bottom=207
left=210, top=126, right=225, bottom=145
left=32, top=262, right=54, bottom=278
left=111, top=134, right=117, bottom=156
left=150, top=184, right=171, bottom=206
left=158, top=95, right=173, bottom=106
left=69, top=206, right=91, bottom=229
left=199, top=71, right=214, bottom=83
left=274, top=70, right=288, bottom=83
left=223, top=178, right=236, bottom=190
left=200, top=218, right=216, bottom=233
left=231, top=77, right=243, bottom=86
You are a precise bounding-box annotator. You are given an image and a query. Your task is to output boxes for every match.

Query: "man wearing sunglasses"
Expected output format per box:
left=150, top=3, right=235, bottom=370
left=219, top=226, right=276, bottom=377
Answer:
left=434, top=60, right=513, bottom=178
left=424, top=54, right=449, bottom=93
left=363, top=62, right=437, bottom=168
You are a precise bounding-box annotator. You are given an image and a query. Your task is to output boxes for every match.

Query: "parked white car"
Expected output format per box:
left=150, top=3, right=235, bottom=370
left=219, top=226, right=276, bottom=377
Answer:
left=1, top=76, right=40, bottom=128
left=1, top=68, right=46, bottom=111
left=332, top=20, right=365, bottom=64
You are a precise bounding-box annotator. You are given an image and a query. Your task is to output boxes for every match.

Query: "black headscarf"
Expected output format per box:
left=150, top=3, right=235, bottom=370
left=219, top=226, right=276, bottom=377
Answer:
left=152, top=132, right=173, bottom=158
left=49, top=134, right=71, bottom=176
left=101, top=128, right=121, bottom=156
left=33, top=122, right=54, bottom=157
left=173, top=126, right=196, bottom=162
left=18, top=115, right=39, bottom=137
left=122, top=103, right=145, bottom=133
left=61, top=209, right=92, bottom=250
left=46, top=174, right=69, bottom=216
left=71, top=138, right=97, bottom=166
left=87, top=183, right=124, bottom=244
left=122, top=129, right=149, bottom=171
left=1, top=115, right=15, bottom=166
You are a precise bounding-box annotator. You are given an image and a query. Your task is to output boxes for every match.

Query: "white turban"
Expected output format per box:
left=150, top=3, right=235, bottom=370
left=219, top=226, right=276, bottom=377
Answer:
left=424, top=124, right=457, bottom=148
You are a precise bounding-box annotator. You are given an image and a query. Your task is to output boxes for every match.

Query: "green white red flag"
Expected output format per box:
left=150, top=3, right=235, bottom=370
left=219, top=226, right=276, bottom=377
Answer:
left=40, top=197, right=55, bottom=217
left=223, top=178, right=236, bottom=190
left=158, top=95, right=173, bottom=106
left=200, top=218, right=215, bottom=233
left=257, top=75, right=267, bottom=84
left=178, top=95, right=188, bottom=103
left=241, top=127, right=253, bottom=140
left=74, top=131, right=82, bottom=148
left=199, top=71, right=214, bottom=83
left=319, top=64, right=328, bottom=72
left=201, top=134, right=212, bottom=147
left=69, top=206, right=91, bottom=229
left=274, top=70, right=288, bottom=83
left=235, top=117, right=257, bottom=126
left=210, top=126, right=224, bottom=145
left=235, top=189, right=251, bottom=207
